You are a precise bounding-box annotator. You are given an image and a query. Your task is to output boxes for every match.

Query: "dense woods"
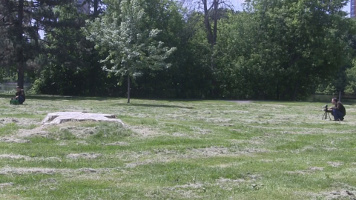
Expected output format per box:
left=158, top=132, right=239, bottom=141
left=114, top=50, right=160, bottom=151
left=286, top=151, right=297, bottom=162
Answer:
left=1, top=0, right=356, bottom=100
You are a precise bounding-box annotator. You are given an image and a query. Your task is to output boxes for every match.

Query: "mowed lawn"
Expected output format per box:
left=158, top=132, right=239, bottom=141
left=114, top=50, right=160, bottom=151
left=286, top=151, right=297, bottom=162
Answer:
left=0, top=96, right=355, bottom=200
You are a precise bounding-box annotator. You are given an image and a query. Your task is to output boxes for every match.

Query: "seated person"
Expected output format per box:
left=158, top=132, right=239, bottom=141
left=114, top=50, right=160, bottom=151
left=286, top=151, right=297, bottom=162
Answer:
left=10, top=86, right=26, bottom=105
left=327, top=98, right=345, bottom=121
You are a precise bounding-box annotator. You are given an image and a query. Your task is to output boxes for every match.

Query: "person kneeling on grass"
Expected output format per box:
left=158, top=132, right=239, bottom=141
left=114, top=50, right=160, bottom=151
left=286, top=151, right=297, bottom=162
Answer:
left=10, top=86, right=26, bottom=105
left=327, top=98, right=346, bottom=121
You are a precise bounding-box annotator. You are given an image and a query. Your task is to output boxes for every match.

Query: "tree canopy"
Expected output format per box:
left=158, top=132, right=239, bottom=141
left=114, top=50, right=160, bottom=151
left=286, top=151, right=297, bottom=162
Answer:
left=87, top=0, right=176, bottom=103
left=1, top=0, right=355, bottom=100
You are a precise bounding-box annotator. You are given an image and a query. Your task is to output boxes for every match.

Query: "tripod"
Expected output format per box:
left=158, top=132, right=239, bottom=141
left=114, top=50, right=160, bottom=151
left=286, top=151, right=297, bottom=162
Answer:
left=322, top=110, right=331, bottom=120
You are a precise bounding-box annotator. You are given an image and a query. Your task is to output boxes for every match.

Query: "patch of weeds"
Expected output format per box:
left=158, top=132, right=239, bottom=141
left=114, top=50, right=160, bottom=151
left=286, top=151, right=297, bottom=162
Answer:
left=2, top=141, right=66, bottom=158
left=1, top=113, right=40, bottom=119
left=336, top=138, right=356, bottom=149
left=275, top=140, right=307, bottom=151
left=130, top=161, right=256, bottom=190
left=23, top=124, right=38, bottom=130
left=79, top=121, right=102, bottom=128
left=139, top=118, right=158, bottom=125
left=59, top=129, right=77, bottom=140
left=29, top=180, right=145, bottom=200
left=29, top=136, right=57, bottom=144
left=45, top=126, right=61, bottom=134
left=90, top=122, right=131, bottom=140
left=0, top=174, right=58, bottom=186
left=37, top=127, right=77, bottom=141
left=0, top=123, right=19, bottom=136
left=142, top=136, right=216, bottom=149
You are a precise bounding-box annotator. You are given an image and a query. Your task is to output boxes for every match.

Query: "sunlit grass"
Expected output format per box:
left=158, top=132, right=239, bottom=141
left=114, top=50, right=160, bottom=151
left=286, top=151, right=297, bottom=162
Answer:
left=0, top=96, right=355, bottom=199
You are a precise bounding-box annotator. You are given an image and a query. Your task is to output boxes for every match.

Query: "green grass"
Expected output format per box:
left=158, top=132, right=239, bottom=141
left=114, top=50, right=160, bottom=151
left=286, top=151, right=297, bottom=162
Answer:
left=0, top=123, right=19, bottom=136
left=0, top=96, right=355, bottom=199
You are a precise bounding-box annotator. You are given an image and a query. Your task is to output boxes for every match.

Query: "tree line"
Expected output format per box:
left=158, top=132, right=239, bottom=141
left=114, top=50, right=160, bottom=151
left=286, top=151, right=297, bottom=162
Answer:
left=1, top=0, right=356, bottom=101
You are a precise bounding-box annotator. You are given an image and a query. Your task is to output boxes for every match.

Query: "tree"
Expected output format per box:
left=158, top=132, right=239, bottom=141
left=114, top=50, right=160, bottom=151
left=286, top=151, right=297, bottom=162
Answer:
left=126, top=0, right=213, bottom=99
left=0, top=0, right=27, bottom=87
left=33, top=1, right=117, bottom=96
left=179, top=0, right=233, bottom=96
left=179, top=0, right=232, bottom=46
left=345, top=59, right=356, bottom=95
left=1, top=0, right=72, bottom=88
left=0, top=2, right=15, bottom=80
left=87, top=0, right=176, bottom=103
left=215, top=0, right=352, bottom=100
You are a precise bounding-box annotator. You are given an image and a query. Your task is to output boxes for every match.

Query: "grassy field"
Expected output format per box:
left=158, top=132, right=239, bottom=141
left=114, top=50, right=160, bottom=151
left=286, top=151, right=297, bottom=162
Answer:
left=0, top=95, right=355, bottom=200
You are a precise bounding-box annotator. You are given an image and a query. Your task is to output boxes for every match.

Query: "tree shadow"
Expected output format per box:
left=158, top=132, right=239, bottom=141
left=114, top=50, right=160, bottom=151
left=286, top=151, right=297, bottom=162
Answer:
left=0, top=94, right=117, bottom=102
left=113, top=103, right=194, bottom=109
left=0, top=94, right=195, bottom=108
left=315, top=99, right=356, bottom=106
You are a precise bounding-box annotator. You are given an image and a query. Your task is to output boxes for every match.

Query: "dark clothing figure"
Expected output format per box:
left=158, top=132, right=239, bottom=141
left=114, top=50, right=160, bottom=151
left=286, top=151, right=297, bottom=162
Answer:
left=16, top=89, right=25, bottom=104
left=332, top=108, right=344, bottom=121
left=11, top=87, right=25, bottom=105
left=329, top=98, right=345, bottom=121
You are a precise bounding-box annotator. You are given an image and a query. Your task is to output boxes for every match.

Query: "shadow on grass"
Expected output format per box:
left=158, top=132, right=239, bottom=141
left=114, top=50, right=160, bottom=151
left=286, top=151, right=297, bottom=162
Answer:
left=112, top=103, right=194, bottom=109
left=313, top=99, right=356, bottom=106
left=1, top=93, right=195, bottom=108
left=0, top=94, right=112, bottom=101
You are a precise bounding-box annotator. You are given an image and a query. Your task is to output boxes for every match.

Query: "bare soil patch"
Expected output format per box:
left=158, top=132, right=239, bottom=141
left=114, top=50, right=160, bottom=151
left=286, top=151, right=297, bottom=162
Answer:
left=17, top=126, right=49, bottom=138
left=0, top=182, right=14, bottom=188
left=229, top=100, right=253, bottom=104
left=66, top=153, right=102, bottom=159
left=129, top=125, right=165, bottom=137
left=0, top=154, right=31, bottom=160
left=321, top=190, right=356, bottom=200
left=0, top=167, right=113, bottom=176
left=0, top=118, right=39, bottom=125
left=0, top=137, right=29, bottom=143
left=286, top=166, right=324, bottom=175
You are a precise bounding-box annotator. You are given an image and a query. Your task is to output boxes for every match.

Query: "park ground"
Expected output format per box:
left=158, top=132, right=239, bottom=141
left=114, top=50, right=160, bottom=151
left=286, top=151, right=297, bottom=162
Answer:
left=0, top=95, right=355, bottom=199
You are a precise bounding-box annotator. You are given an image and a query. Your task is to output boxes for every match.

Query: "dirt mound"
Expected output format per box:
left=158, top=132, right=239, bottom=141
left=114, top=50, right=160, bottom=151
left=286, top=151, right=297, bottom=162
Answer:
left=41, top=112, right=124, bottom=125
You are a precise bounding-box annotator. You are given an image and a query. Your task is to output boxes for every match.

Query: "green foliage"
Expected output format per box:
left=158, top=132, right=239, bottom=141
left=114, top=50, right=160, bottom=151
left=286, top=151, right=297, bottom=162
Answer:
left=125, top=2, right=215, bottom=99
left=2, top=0, right=356, bottom=100
left=87, top=0, right=176, bottom=102
left=33, top=2, right=119, bottom=96
left=0, top=2, right=15, bottom=79
left=215, top=11, right=260, bottom=99
left=215, top=0, right=352, bottom=100
left=345, top=59, right=356, bottom=94
left=0, top=123, right=19, bottom=136
left=0, top=0, right=75, bottom=88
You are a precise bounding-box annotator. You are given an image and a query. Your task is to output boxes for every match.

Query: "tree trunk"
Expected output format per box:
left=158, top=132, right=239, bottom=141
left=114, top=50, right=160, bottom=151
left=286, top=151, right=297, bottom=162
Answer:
left=127, top=74, right=131, bottom=103
left=212, top=0, right=218, bottom=45
left=202, top=0, right=220, bottom=96
left=93, top=0, right=99, bottom=17
left=16, top=0, right=24, bottom=89
left=202, top=0, right=219, bottom=46
left=276, top=80, right=280, bottom=100
left=292, top=81, right=299, bottom=101
left=203, top=0, right=214, bottom=46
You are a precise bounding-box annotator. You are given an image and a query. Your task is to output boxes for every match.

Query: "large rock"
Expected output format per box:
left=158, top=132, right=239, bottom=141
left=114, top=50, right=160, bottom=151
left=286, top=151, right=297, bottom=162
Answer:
left=41, top=112, right=124, bottom=125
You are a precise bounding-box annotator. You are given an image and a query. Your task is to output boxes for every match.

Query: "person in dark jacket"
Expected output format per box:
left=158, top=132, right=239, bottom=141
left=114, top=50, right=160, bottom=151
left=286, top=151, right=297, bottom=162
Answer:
left=327, top=98, right=345, bottom=121
left=10, top=86, right=25, bottom=105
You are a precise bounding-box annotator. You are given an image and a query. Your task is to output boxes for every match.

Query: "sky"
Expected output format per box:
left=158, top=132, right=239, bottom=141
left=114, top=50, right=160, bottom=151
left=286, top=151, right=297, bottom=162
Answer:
left=231, top=0, right=351, bottom=15
left=231, top=0, right=245, bottom=11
